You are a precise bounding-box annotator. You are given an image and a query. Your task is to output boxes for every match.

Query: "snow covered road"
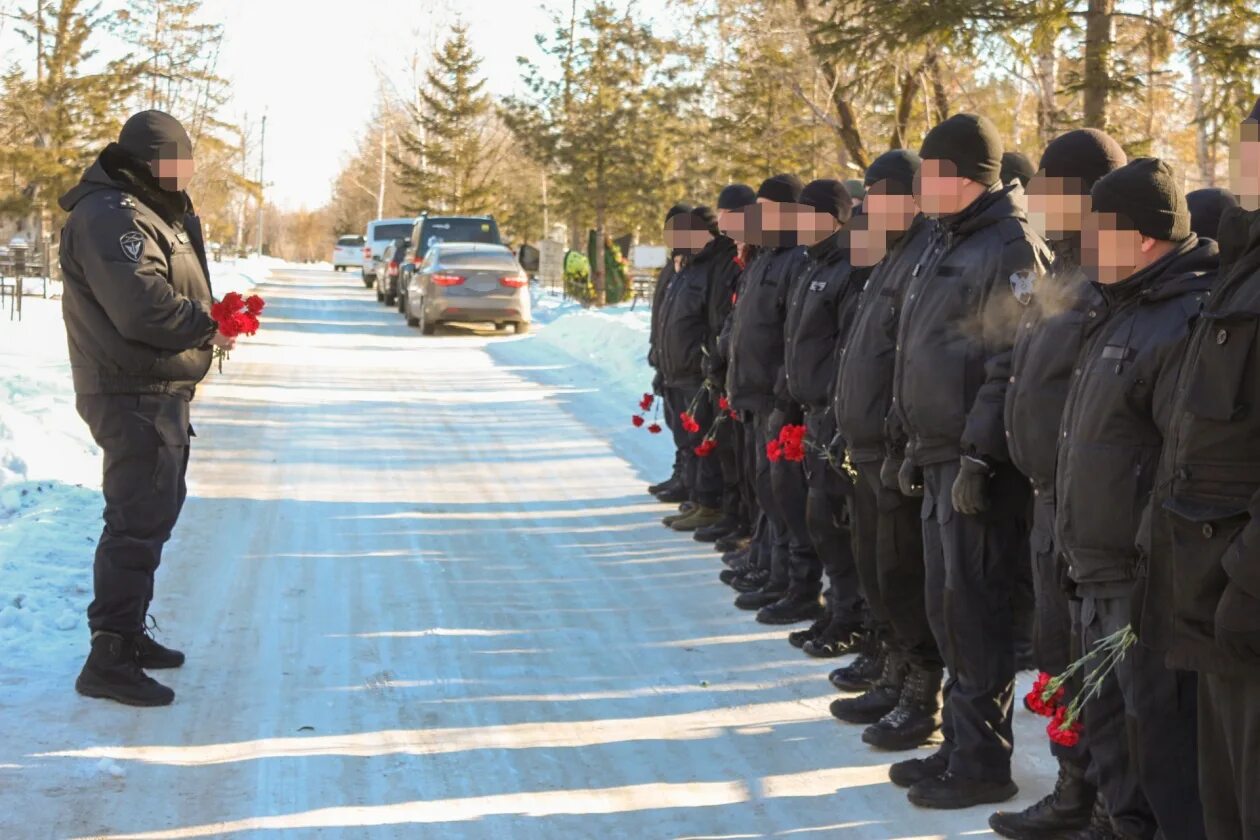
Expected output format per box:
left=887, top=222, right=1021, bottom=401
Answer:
left=0, top=266, right=1054, bottom=838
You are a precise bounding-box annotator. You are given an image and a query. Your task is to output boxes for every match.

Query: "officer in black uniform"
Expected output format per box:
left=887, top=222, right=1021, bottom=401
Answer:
left=887, top=114, right=1050, bottom=809
left=1056, top=158, right=1212, bottom=840
left=648, top=202, right=695, bottom=503
left=989, top=128, right=1127, bottom=840
left=60, top=110, right=233, bottom=707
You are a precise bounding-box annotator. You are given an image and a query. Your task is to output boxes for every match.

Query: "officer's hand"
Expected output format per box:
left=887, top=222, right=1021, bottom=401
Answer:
left=880, top=456, right=902, bottom=491
left=651, top=371, right=664, bottom=396
left=211, top=331, right=237, bottom=351
left=951, top=455, right=992, bottom=516
left=897, top=459, right=924, bottom=498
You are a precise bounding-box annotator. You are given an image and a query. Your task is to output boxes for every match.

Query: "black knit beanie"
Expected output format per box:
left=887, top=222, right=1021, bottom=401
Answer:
left=757, top=174, right=804, bottom=204
left=919, top=114, right=1003, bottom=186
left=864, top=149, right=921, bottom=195
left=717, top=184, right=756, bottom=211
left=1091, top=157, right=1191, bottom=242
left=690, top=205, right=721, bottom=236
left=1038, top=129, right=1127, bottom=192
left=1186, top=188, right=1239, bottom=241
left=1247, top=97, right=1260, bottom=124
left=118, top=110, right=193, bottom=162
left=1001, top=152, right=1035, bottom=188
left=800, top=179, right=853, bottom=224
left=665, top=202, right=694, bottom=223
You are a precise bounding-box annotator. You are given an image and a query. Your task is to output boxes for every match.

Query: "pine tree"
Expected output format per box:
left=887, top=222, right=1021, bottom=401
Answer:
left=393, top=23, right=502, bottom=215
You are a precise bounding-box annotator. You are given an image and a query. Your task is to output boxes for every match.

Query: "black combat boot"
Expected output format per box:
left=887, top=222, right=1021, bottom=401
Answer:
left=831, top=649, right=906, bottom=724
left=1063, top=801, right=1122, bottom=840
left=694, top=516, right=739, bottom=543
left=721, top=545, right=751, bottom=568
left=648, top=471, right=681, bottom=496
left=734, top=582, right=785, bottom=610
left=862, top=664, right=942, bottom=750
left=134, top=617, right=185, bottom=669
left=788, top=614, right=831, bottom=649
left=76, top=632, right=175, bottom=707
left=989, top=758, right=1096, bottom=838
left=889, top=749, right=949, bottom=788
left=655, top=485, right=689, bottom=504
left=803, top=622, right=866, bottom=658
left=908, top=770, right=1018, bottom=810
left=829, top=645, right=883, bottom=692
left=714, top=528, right=752, bottom=553
left=755, top=589, right=824, bottom=625
left=730, top=567, right=771, bottom=593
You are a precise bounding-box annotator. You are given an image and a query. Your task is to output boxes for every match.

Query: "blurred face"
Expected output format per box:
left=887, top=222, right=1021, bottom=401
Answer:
left=916, top=159, right=984, bottom=217
left=1082, top=211, right=1171, bottom=284
left=1234, top=122, right=1260, bottom=211
left=717, top=207, right=746, bottom=244
left=664, top=214, right=713, bottom=254
left=150, top=141, right=194, bottom=191
left=1027, top=174, right=1091, bottom=240
left=851, top=184, right=917, bottom=267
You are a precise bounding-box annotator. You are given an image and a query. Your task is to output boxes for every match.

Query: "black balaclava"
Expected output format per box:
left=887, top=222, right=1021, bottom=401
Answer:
left=118, top=110, right=193, bottom=163
left=718, top=184, right=756, bottom=210
left=919, top=113, right=1003, bottom=186
left=1187, top=187, right=1240, bottom=241
left=1001, top=152, right=1035, bottom=188
left=1091, top=157, right=1191, bottom=242
left=757, top=174, right=804, bottom=204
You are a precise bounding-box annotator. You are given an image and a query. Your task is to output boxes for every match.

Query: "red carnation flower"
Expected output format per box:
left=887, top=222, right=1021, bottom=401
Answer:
left=221, top=291, right=244, bottom=311
left=718, top=396, right=730, bottom=412
left=639, top=393, right=655, bottom=412
left=766, top=440, right=782, bottom=462
left=729, top=410, right=740, bottom=421
left=1026, top=672, right=1065, bottom=718
left=648, top=423, right=662, bottom=434
left=680, top=412, right=701, bottom=434
left=245, top=294, right=266, bottom=315
left=1047, top=706, right=1082, bottom=748
left=695, top=439, right=717, bottom=457
left=632, top=415, right=645, bottom=428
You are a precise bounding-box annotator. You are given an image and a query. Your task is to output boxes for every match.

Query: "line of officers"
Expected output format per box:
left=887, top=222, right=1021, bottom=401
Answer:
left=646, top=105, right=1260, bottom=839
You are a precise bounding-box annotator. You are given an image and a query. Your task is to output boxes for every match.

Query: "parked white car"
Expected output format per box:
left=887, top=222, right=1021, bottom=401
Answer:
left=332, top=235, right=365, bottom=272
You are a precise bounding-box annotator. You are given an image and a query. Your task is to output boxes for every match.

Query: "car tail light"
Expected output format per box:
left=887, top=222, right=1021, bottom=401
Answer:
left=412, top=255, right=423, bottom=265
left=432, top=274, right=465, bottom=287
left=499, top=275, right=528, bottom=288
left=388, top=261, right=399, bottom=276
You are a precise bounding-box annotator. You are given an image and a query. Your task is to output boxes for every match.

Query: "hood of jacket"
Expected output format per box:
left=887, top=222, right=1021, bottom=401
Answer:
left=1096, top=235, right=1219, bottom=306
left=60, top=144, right=192, bottom=225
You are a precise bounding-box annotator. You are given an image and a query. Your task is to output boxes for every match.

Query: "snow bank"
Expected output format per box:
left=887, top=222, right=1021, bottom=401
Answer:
left=0, top=257, right=276, bottom=668
left=525, top=287, right=653, bottom=399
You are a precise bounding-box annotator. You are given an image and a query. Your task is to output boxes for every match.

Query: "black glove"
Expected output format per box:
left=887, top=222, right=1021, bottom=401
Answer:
left=951, top=455, right=992, bottom=515
left=898, top=459, right=924, bottom=498
left=1216, top=582, right=1260, bottom=665
left=651, top=371, right=664, bottom=396
left=880, top=457, right=902, bottom=491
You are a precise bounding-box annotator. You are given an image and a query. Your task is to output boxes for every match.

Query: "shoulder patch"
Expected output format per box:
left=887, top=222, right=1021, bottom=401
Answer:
left=119, top=231, right=145, bottom=262
left=1010, top=268, right=1037, bottom=306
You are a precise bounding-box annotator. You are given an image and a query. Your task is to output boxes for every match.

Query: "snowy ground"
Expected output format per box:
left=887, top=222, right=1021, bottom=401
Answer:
left=0, top=265, right=1054, bottom=838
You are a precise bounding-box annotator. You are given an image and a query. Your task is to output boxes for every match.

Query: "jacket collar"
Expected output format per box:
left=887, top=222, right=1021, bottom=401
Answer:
left=59, top=143, right=192, bottom=226
left=1095, top=235, right=1219, bottom=306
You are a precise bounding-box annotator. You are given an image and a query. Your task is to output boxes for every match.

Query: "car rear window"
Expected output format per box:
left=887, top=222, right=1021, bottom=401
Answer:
left=437, top=251, right=518, bottom=269
left=371, top=223, right=413, bottom=241
left=420, top=218, right=500, bottom=250
left=337, top=235, right=364, bottom=246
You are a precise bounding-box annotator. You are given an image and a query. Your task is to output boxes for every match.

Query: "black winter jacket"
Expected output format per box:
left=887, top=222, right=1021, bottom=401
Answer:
left=1005, top=237, right=1103, bottom=492
left=1054, top=236, right=1217, bottom=593
left=1146, top=207, right=1260, bottom=674
left=890, top=183, right=1051, bottom=466
left=783, top=231, right=867, bottom=411
left=59, top=144, right=218, bottom=399
left=657, top=236, right=737, bottom=389
left=648, top=256, right=682, bottom=369
left=726, top=244, right=808, bottom=413
left=702, top=237, right=742, bottom=383
left=833, top=216, right=933, bottom=464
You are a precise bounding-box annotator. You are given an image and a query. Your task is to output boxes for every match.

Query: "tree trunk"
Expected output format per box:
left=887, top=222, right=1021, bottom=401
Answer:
left=1083, top=0, right=1114, bottom=130
left=1034, top=29, right=1058, bottom=145
left=890, top=56, right=924, bottom=150
left=594, top=204, right=606, bottom=308
left=926, top=50, right=949, bottom=122
left=791, top=0, right=868, bottom=169
left=1187, top=8, right=1211, bottom=186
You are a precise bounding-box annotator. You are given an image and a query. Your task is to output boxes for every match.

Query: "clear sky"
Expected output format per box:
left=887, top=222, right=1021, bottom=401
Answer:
left=0, top=0, right=674, bottom=210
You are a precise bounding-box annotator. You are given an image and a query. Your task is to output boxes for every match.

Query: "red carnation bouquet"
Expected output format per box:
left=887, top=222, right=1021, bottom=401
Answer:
left=767, top=424, right=808, bottom=463
left=632, top=393, right=663, bottom=434
left=210, top=291, right=266, bottom=372
left=1027, top=624, right=1136, bottom=748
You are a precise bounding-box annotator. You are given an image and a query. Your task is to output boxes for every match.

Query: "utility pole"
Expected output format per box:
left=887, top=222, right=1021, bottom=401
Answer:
left=255, top=111, right=267, bottom=255
left=377, top=126, right=387, bottom=218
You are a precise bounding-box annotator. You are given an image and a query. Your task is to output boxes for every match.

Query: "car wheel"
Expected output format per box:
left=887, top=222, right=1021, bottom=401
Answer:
left=376, top=285, right=384, bottom=303
left=364, top=276, right=374, bottom=288
left=514, top=321, right=531, bottom=335
left=397, top=290, right=407, bottom=314
left=419, top=304, right=436, bottom=336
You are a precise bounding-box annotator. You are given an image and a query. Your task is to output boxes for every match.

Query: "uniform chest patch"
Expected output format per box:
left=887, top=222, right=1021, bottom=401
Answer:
left=1010, top=269, right=1036, bottom=306
left=809, top=279, right=827, bottom=292
left=119, top=232, right=144, bottom=262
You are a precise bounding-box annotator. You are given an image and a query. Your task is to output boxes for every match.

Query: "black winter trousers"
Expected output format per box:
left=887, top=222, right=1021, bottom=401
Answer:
left=1198, top=671, right=1260, bottom=839
left=802, top=410, right=862, bottom=621
left=752, top=410, right=790, bottom=587
left=676, top=385, right=722, bottom=509
left=1080, top=592, right=1205, bottom=840
left=852, top=459, right=941, bottom=670
left=922, top=459, right=1026, bottom=783
left=716, top=410, right=747, bottom=525
left=77, top=393, right=191, bottom=637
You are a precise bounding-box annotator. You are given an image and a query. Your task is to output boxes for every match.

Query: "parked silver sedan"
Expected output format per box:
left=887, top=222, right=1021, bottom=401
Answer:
left=405, top=242, right=531, bottom=335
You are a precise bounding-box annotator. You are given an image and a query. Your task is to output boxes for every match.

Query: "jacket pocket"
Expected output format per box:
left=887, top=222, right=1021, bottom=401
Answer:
left=1185, top=313, right=1259, bottom=421
left=1163, top=495, right=1249, bottom=638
